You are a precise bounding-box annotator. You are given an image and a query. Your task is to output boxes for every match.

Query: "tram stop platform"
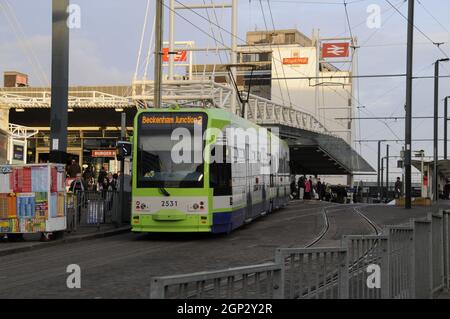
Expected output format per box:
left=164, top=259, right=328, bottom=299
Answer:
left=0, top=224, right=131, bottom=257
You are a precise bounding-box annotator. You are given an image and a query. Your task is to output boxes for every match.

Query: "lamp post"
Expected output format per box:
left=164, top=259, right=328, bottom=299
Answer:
left=445, top=96, right=450, bottom=160
left=434, top=58, right=449, bottom=201
left=386, top=144, right=389, bottom=199
left=404, top=0, right=415, bottom=209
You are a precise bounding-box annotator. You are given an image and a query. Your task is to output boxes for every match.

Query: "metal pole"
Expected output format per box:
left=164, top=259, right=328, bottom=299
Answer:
left=434, top=62, right=439, bottom=202
left=168, top=0, right=175, bottom=80
left=377, top=140, right=381, bottom=200
left=119, top=113, right=126, bottom=227
left=445, top=97, right=448, bottom=160
left=404, top=0, right=415, bottom=209
left=154, top=0, right=164, bottom=108
left=49, top=0, right=70, bottom=164
left=386, top=144, right=389, bottom=200
left=230, top=0, right=238, bottom=115
left=381, top=157, right=384, bottom=202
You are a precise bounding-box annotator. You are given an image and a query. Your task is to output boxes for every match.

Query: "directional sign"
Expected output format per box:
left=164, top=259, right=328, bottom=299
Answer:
left=322, top=42, right=350, bottom=59
left=162, top=48, right=187, bottom=62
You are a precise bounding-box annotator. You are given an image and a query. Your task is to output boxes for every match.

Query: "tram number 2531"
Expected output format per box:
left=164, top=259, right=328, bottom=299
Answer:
left=161, top=200, right=178, bottom=207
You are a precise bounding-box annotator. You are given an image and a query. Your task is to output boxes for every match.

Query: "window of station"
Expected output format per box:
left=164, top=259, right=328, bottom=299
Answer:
left=242, top=52, right=272, bottom=63
left=285, top=33, right=295, bottom=44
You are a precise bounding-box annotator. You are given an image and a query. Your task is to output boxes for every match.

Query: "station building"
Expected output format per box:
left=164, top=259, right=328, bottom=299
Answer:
left=0, top=71, right=135, bottom=175
left=189, top=29, right=356, bottom=184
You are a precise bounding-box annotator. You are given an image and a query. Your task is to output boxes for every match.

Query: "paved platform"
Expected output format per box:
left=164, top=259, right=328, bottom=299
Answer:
left=359, top=201, right=450, bottom=228
left=0, top=225, right=131, bottom=257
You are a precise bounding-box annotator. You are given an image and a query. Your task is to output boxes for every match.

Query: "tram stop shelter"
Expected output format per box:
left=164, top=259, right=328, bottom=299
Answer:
left=412, top=159, right=450, bottom=199
left=277, top=126, right=375, bottom=176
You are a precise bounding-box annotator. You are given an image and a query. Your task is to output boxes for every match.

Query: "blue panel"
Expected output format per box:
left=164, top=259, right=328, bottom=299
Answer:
left=212, top=209, right=245, bottom=234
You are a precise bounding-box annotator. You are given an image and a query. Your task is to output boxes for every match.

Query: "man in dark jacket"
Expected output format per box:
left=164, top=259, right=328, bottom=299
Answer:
left=69, top=173, right=87, bottom=192
left=67, top=159, right=81, bottom=178
left=394, top=177, right=402, bottom=199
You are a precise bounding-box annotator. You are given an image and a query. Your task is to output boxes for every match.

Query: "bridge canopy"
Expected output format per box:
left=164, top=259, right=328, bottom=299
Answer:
left=274, top=125, right=375, bottom=175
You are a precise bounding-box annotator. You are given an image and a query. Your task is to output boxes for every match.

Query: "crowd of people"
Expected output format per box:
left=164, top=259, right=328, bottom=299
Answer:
left=291, top=175, right=329, bottom=201
left=67, top=159, right=120, bottom=193
left=290, top=175, right=349, bottom=203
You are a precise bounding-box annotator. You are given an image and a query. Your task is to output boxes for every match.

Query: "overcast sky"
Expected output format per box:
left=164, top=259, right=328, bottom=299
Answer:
left=1, top=0, right=450, bottom=179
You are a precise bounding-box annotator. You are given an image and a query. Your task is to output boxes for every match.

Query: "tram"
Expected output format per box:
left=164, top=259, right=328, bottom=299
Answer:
left=131, top=107, right=290, bottom=233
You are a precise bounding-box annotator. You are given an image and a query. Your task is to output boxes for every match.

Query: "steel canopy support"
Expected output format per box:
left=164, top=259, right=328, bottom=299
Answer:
left=404, top=0, right=415, bottom=209
left=49, top=0, right=70, bottom=164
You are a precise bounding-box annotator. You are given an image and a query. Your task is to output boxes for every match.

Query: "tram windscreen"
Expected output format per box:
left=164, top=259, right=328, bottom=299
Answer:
left=136, top=113, right=207, bottom=188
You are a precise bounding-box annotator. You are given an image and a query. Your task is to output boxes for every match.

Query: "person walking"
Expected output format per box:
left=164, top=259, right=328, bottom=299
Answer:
left=69, top=173, right=87, bottom=224
left=67, top=159, right=81, bottom=178
left=304, top=178, right=311, bottom=200
left=298, top=175, right=305, bottom=200
left=394, top=177, right=402, bottom=199
left=317, top=178, right=323, bottom=201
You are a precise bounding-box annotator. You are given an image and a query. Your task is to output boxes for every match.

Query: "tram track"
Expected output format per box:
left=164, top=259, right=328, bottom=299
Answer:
left=305, top=204, right=381, bottom=248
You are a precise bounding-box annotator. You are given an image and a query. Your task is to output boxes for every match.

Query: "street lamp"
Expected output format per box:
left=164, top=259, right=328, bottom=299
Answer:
left=434, top=58, right=449, bottom=201
left=445, top=96, right=450, bottom=160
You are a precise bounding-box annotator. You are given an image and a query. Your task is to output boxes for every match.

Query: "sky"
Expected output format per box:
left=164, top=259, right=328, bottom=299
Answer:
left=1, top=0, right=450, bottom=180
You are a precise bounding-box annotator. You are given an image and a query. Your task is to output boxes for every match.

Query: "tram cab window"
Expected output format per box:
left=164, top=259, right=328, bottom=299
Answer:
left=209, top=145, right=232, bottom=196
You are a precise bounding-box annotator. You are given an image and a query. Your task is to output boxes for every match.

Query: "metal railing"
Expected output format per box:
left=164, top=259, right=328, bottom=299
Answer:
left=150, top=263, right=283, bottom=299
left=67, top=191, right=122, bottom=232
left=274, top=248, right=349, bottom=299
left=149, top=209, right=450, bottom=299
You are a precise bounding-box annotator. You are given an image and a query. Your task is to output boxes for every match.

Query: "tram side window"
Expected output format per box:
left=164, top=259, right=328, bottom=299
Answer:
left=209, top=146, right=232, bottom=196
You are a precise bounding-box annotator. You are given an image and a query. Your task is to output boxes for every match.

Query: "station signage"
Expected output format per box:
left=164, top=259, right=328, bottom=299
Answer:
left=282, top=57, right=309, bottom=65
left=162, top=48, right=188, bottom=62
left=321, top=42, right=350, bottom=58
left=13, top=144, right=24, bottom=161
left=91, top=150, right=116, bottom=158
left=141, top=115, right=203, bottom=125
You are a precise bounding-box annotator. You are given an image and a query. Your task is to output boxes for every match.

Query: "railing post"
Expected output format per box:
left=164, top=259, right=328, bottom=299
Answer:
left=443, top=210, right=450, bottom=290
left=380, top=237, right=391, bottom=299
left=338, top=250, right=349, bottom=299
left=272, top=268, right=284, bottom=299
left=274, top=249, right=285, bottom=299
left=431, top=213, right=444, bottom=294
left=149, top=278, right=166, bottom=299
left=413, top=218, right=433, bottom=299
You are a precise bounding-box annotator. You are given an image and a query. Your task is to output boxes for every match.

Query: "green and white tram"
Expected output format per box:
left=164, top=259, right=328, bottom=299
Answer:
left=131, top=107, right=290, bottom=233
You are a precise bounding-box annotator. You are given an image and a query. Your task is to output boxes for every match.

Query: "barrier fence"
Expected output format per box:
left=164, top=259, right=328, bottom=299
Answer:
left=149, top=210, right=450, bottom=299
left=66, top=191, right=124, bottom=232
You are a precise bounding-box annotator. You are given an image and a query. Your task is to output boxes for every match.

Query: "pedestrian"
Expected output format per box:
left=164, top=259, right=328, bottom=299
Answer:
left=67, top=159, right=81, bottom=178
left=394, top=177, right=402, bottom=199
left=290, top=178, right=297, bottom=200
left=298, top=175, right=305, bottom=200
left=304, top=178, right=311, bottom=200
left=317, top=178, right=323, bottom=201
left=69, top=173, right=87, bottom=193
left=83, top=164, right=95, bottom=191
left=69, top=173, right=87, bottom=224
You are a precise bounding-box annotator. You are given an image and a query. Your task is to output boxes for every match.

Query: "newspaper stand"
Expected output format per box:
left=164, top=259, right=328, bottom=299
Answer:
left=0, top=164, right=66, bottom=239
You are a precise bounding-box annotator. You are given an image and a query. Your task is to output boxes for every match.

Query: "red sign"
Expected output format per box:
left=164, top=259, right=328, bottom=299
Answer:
left=282, top=57, right=309, bottom=65
left=423, top=175, right=428, bottom=187
left=322, top=42, right=350, bottom=58
left=162, top=48, right=188, bottom=62
left=92, top=150, right=116, bottom=158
